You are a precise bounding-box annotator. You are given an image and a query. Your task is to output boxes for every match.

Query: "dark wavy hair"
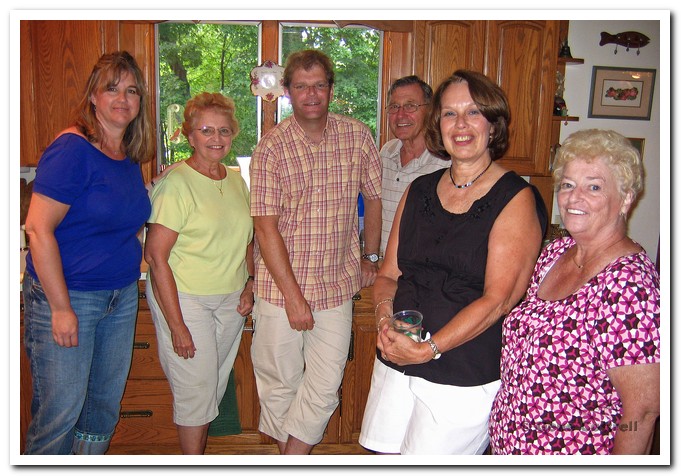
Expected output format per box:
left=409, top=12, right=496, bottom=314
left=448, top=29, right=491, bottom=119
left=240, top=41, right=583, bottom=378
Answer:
left=72, top=51, right=154, bottom=163
left=283, top=49, right=335, bottom=89
left=425, top=70, right=510, bottom=161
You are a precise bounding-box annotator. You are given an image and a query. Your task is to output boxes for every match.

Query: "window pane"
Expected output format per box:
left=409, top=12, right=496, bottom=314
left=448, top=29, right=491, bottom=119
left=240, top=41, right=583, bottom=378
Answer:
left=157, top=22, right=259, bottom=168
left=280, top=24, right=382, bottom=139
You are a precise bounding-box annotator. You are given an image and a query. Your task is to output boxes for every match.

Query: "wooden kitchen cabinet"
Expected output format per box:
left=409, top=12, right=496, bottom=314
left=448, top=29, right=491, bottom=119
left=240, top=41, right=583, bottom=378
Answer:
left=414, top=20, right=559, bottom=178
left=20, top=20, right=117, bottom=167
left=340, top=288, right=378, bottom=444
left=106, top=281, right=374, bottom=454
left=19, top=20, right=157, bottom=184
left=19, top=305, right=32, bottom=455
left=19, top=278, right=374, bottom=455
left=108, top=281, right=177, bottom=447
left=408, top=20, right=561, bottom=217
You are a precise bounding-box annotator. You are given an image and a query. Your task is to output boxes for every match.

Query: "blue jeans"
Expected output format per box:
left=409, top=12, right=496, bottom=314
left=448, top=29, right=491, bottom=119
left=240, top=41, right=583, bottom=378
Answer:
left=22, top=274, right=138, bottom=455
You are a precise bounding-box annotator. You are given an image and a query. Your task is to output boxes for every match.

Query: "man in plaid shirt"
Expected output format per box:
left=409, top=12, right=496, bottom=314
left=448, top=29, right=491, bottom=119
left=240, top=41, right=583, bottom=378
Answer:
left=249, top=49, right=382, bottom=455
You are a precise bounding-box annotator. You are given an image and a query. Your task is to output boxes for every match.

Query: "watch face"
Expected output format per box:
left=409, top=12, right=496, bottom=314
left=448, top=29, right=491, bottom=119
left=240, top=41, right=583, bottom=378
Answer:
left=363, top=253, right=379, bottom=263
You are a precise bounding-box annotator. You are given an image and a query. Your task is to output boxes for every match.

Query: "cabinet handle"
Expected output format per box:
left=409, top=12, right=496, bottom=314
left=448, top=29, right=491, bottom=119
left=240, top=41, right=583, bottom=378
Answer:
left=347, top=329, right=355, bottom=361
left=133, top=342, right=150, bottom=349
left=120, top=410, right=153, bottom=418
left=138, top=291, right=146, bottom=300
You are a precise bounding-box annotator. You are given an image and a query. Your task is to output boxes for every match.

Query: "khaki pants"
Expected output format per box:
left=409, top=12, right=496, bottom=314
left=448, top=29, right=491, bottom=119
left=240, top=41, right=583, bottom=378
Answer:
left=147, top=284, right=245, bottom=426
left=251, top=297, right=352, bottom=445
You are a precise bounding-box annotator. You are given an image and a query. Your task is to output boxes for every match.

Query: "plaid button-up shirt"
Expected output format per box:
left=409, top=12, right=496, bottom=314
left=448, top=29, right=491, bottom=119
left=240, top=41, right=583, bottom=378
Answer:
left=250, top=113, right=382, bottom=310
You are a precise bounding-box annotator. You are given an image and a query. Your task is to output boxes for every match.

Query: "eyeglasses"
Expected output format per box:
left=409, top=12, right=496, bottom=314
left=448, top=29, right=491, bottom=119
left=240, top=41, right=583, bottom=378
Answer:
left=195, top=126, right=232, bottom=137
left=386, top=103, right=428, bottom=114
left=291, top=82, right=330, bottom=93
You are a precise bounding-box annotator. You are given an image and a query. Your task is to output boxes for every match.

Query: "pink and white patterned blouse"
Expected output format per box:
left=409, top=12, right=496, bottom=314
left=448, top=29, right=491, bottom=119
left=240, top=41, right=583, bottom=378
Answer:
left=489, top=237, right=660, bottom=454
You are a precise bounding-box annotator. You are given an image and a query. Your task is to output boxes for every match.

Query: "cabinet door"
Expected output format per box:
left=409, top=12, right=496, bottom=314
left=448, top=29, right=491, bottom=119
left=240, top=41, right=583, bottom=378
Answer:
left=340, top=288, right=377, bottom=444
left=209, top=315, right=342, bottom=446
left=416, top=20, right=486, bottom=89
left=20, top=318, right=32, bottom=455
left=20, top=20, right=118, bottom=166
left=487, top=20, right=558, bottom=175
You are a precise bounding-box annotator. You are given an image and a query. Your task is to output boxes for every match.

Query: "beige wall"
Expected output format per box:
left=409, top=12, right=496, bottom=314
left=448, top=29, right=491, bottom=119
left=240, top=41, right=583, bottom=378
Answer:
left=557, top=19, right=664, bottom=260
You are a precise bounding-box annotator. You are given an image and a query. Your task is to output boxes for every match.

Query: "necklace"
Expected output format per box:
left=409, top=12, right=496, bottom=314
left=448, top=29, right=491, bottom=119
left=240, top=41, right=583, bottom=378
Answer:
left=101, top=139, right=123, bottom=157
left=449, top=160, right=492, bottom=189
left=213, top=178, right=224, bottom=196
left=188, top=156, right=225, bottom=196
left=572, top=236, right=627, bottom=269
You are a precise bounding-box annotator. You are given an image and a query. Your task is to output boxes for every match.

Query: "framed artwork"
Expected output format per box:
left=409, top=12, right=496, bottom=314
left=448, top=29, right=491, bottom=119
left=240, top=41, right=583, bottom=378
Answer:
left=588, top=66, right=656, bottom=120
left=627, top=137, right=646, bottom=160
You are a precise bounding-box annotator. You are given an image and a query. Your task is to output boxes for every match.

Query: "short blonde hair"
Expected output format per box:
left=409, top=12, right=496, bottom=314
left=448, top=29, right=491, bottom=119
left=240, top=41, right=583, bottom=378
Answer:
left=182, top=92, right=240, bottom=140
left=553, top=129, right=644, bottom=202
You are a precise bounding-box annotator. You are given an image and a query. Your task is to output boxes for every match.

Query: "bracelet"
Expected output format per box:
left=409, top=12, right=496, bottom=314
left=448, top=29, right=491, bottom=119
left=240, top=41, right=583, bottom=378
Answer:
left=247, top=275, right=255, bottom=281
left=376, top=315, right=391, bottom=331
left=374, top=297, right=394, bottom=315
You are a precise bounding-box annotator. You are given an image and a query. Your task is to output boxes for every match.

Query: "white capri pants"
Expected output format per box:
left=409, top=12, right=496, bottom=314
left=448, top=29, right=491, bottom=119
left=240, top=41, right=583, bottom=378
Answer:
left=359, top=358, right=500, bottom=454
left=250, top=297, right=353, bottom=445
left=147, top=283, right=245, bottom=427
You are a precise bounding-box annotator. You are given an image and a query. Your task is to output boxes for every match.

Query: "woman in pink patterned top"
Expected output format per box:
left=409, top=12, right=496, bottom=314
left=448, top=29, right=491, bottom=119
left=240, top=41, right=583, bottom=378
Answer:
left=489, top=129, right=660, bottom=455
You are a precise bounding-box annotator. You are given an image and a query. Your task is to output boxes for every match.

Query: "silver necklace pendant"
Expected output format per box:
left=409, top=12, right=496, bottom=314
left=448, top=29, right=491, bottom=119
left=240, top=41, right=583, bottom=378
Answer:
left=449, top=161, right=492, bottom=189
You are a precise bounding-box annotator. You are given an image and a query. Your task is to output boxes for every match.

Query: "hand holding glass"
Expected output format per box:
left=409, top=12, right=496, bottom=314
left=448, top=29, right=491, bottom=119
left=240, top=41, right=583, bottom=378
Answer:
left=390, top=310, right=423, bottom=342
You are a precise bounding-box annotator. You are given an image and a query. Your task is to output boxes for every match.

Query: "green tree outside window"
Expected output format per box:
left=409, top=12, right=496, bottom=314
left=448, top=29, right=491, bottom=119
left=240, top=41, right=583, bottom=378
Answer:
left=157, top=22, right=381, bottom=168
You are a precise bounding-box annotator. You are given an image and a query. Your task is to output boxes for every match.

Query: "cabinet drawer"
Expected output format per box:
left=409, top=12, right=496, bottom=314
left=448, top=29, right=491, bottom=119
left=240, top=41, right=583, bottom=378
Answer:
left=137, top=280, right=150, bottom=311
left=129, top=332, right=166, bottom=380
left=135, top=309, right=156, bottom=335
left=113, top=380, right=178, bottom=446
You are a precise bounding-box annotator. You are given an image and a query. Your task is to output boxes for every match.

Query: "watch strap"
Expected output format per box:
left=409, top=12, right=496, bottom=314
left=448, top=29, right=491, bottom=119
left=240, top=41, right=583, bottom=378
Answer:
left=426, top=338, right=441, bottom=360
left=362, top=253, right=379, bottom=263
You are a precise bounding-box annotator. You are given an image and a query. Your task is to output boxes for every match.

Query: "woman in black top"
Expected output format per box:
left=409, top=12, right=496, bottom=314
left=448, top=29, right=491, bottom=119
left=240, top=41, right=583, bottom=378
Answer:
left=358, top=70, right=548, bottom=455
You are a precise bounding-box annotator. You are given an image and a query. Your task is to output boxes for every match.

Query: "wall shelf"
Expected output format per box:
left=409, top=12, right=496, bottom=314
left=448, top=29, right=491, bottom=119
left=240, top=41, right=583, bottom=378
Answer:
left=553, top=115, right=579, bottom=123
left=558, top=57, right=585, bottom=65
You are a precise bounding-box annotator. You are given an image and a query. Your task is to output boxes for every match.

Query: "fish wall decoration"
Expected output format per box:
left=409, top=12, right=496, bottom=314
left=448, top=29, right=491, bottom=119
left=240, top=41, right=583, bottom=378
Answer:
left=600, top=31, right=650, bottom=55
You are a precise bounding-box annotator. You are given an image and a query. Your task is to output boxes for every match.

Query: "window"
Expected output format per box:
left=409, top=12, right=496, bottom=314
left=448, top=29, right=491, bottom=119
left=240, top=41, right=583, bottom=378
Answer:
left=279, top=23, right=382, bottom=138
left=156, top=21, right=382, bottom=173
left=157, top=22, right=260, bottom=168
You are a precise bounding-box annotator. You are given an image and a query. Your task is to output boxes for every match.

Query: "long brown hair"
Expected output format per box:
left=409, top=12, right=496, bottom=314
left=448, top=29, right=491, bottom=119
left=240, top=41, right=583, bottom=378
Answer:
left=72, top=51, right=154, bottom=163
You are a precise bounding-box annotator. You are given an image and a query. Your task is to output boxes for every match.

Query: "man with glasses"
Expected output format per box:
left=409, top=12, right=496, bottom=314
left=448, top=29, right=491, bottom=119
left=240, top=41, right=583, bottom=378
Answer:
left=249, top=49, right=382, bottom=455
left=380, top=76, right=451, bottom=257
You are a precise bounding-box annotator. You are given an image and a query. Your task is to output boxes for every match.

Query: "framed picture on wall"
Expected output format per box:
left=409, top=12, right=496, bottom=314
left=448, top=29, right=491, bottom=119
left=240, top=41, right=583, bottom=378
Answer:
left=588, top=66, right=656, bottom=120
left=627, top=137, right=646, bottom=160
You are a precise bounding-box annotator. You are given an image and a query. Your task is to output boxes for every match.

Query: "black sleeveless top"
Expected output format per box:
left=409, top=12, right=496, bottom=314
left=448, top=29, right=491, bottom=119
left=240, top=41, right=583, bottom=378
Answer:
left=380, top=169, right=548, bottom=386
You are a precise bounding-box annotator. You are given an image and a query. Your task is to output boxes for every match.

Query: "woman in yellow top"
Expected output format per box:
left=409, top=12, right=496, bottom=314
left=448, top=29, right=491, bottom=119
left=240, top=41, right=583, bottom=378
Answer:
left=144, top=92, right=254, bottom=454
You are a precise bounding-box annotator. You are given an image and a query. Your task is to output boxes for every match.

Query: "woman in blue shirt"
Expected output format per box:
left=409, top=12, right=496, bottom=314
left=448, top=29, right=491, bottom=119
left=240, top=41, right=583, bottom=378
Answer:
left=22, top=51, right=154, bottom=454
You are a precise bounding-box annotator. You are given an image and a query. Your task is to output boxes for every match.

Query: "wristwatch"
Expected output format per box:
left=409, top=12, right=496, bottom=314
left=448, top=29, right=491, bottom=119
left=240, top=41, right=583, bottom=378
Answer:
left=362, top=253, right=379, bottom=263
left=426, top=338, right=441, bottom=360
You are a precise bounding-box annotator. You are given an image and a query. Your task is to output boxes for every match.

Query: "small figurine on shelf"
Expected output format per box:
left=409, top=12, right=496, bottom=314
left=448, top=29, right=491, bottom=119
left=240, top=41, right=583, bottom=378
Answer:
left=553, top=71, right=568, bottom=117
left=559, top=39, right=573, bottom=58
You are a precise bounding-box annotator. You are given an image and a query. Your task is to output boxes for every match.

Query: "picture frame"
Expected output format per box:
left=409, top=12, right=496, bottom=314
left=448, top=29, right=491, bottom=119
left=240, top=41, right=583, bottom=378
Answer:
left=627, top=137, right=646, bottom=160
left=588, top=66, right=656, bottom=120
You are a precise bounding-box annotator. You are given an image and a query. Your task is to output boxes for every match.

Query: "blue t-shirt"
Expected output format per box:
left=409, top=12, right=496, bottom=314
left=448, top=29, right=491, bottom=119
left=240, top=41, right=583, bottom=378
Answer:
left=26, top=133, right=151, bottom=290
